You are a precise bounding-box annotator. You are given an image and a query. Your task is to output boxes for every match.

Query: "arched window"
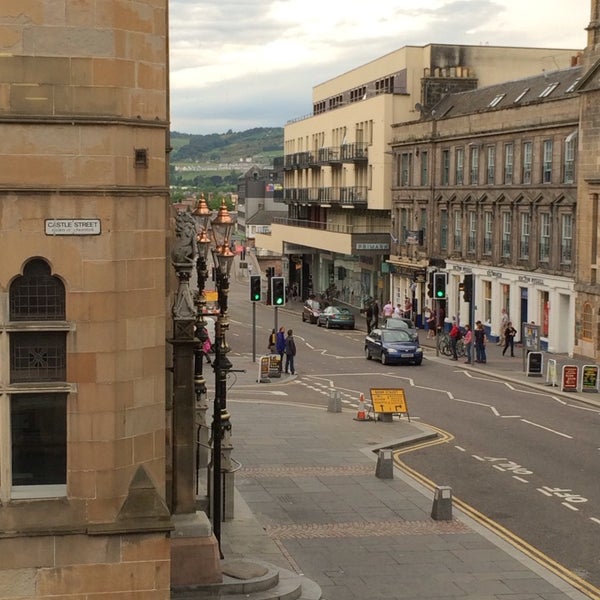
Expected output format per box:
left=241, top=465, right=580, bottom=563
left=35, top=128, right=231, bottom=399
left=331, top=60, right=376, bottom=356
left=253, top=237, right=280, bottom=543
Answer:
left=582, top=303, right=593, bottom=339
left=7, top=258, right=68, bottom=497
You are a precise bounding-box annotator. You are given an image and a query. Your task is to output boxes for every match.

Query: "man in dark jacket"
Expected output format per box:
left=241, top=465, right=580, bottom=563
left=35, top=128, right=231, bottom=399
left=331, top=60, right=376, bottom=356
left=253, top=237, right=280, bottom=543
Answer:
left=284, top=329, right=297, bottom=375
left=275, top=326, right=286, bottom=371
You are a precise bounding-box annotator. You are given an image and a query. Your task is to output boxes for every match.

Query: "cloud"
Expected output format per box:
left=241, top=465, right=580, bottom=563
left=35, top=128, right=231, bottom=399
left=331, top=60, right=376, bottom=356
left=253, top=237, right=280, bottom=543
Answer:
left=169, top=0, right=589, bottom=134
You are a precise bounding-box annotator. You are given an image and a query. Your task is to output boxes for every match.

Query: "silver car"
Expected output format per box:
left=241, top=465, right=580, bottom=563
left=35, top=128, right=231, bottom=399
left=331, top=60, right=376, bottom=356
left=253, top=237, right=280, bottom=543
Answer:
left=383, top=317, right=419, bottom=342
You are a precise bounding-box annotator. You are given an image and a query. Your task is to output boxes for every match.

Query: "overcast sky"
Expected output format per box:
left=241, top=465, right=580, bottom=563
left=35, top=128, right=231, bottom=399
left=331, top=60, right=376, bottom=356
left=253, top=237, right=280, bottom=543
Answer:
left=169, top=0, right=590, bottom=135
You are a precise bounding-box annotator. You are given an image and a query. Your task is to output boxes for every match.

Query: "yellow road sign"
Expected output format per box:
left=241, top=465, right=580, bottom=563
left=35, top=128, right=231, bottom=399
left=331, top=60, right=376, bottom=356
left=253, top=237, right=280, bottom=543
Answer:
left=369, top=388, right=408, bottom=415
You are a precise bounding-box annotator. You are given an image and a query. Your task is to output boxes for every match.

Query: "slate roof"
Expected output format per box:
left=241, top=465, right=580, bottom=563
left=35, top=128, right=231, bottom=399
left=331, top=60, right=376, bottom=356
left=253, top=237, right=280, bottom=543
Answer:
left=430, top=65, right=583, bottom=120
left=246, top=209, right=283, bottom=226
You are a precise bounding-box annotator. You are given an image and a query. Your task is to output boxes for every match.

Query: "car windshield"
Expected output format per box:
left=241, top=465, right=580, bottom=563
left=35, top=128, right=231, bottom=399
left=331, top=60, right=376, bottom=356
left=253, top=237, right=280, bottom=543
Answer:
left=328, top=307, right=349, bottom=315
left=382, top=330, right=412, bottom=343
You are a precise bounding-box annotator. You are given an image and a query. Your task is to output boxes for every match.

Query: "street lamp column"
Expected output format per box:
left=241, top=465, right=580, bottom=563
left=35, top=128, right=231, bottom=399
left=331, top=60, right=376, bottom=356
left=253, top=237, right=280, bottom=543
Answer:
left=192, top=195, right=212, bottom=477
left=209, top=199, right=236, bottom=553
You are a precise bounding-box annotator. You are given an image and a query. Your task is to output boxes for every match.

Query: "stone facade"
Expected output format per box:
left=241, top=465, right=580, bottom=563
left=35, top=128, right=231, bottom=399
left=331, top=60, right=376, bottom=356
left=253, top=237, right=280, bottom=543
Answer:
left=574, top=0, right=600, bottom=359
left=389, top=67, right=581, bottom=351
left=0, top=1, right=172, bottom=598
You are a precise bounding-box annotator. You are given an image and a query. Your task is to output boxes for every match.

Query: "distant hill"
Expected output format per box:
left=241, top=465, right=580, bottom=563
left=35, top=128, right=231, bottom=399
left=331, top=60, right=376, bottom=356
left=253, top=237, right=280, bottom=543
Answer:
left=170, top=127, right=284, bottom=165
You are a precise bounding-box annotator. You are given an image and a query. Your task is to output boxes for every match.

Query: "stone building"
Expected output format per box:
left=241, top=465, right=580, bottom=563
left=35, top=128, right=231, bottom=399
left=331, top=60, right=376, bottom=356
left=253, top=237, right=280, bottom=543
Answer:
left=574, top=0, right=600, bottom=359
left=389, top=65, right=582, bottom=352
left=256, top=43, right=580, bottom=307
left=0, top=2, right=172, bottom=598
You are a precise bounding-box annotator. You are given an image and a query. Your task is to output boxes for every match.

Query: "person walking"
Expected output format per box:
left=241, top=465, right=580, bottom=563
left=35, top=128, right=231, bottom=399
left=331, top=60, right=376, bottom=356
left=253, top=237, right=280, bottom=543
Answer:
left=372, top=300, right=380, bottom=329
left=275, top=326, right=286, bottom=371
left=382, top=300, right=394, bottom=324
left=426, top=307, right=436, bottom=339
left=284, top=329, right=297, bottom=375
left=474, top=320, right=487, bottom=363
left=463, top=324, right=473, bottom=364
left=449, top=320, right=461, bottom=361
left=502, top=321, right=517, bottom=357
left=365, top=303, right=374, bottom=334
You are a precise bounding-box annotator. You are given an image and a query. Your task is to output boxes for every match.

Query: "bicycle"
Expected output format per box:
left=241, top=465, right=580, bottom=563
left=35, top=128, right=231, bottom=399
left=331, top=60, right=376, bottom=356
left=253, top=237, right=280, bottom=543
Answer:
left=437, top=333, right=465, bottom=358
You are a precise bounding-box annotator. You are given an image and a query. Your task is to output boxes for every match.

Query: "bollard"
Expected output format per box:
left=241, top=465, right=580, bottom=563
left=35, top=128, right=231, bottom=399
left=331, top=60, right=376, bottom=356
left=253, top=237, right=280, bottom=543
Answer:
left=328, top=389, right=342, bottom=413
left=431, top=485, right=453, bottom=521
left=375, top=448, right=394, bottom=479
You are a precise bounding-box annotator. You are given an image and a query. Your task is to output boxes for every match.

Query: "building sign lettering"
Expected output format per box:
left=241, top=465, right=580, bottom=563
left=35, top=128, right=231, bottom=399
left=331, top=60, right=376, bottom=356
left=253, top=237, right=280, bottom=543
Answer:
left=45, top=219, right=101, bottom=236
left=355, top=243, right=389, bottom=250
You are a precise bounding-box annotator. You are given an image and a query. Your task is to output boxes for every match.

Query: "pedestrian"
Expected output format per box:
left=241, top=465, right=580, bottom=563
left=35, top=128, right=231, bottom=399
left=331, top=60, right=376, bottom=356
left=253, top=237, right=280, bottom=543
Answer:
left=372, top=300, right=380, bottom=329
left=284, top=329, right=297, bottom=375
left=463, top=324, right=473, bottom=364
left=393, top=303, right=402, bottom=318
left=403, top=297, right=412, bottom=318
left=382, top=300, right=394, bottom=324
left=365, top=303, right=374, bottom=334
left=474, top=320, right=487, bottom=363
left=426, top=308, right=436, bottom=338
left=449, top=320, right=461, bottom=361
left=497, top=308, right=509, bottom=346
left=275, top=326, right=286, bottom=370
left=268, top=329, right=276, bottom=353
left=502, top=321, right=517, bottom=357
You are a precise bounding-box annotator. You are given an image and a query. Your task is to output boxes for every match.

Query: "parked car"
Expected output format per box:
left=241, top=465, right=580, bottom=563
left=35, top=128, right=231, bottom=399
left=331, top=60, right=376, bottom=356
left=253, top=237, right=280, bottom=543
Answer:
left=302, top=299, right=321, bottom=324
left=383, top=316, right=419, bottom=342
left=365, top=328, right=423, bottom=365
left=317, top=306, right=355, bottom=329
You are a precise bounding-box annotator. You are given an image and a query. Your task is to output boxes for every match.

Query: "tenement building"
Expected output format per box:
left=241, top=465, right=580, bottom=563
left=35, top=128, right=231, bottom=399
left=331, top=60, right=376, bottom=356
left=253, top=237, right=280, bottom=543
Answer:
left=389, top=65, right=582, bottom=352
left=574, top=0, right=600, bottom=359
left=0, top=2, right=172, bottom=598
left=255, top=44, right=580, bottom=308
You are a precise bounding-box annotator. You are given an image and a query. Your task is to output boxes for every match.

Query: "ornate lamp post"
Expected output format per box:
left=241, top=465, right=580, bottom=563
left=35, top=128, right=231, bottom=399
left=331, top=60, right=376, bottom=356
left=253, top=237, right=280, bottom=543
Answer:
left=209, top=199, right=235, bottom=554
left=192, top=194, right=212, bottom=478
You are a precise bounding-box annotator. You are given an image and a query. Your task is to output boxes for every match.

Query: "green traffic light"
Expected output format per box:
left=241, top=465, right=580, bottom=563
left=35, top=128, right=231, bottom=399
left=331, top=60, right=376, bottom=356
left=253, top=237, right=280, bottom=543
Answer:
left=436, top=290, right=444, bottom=298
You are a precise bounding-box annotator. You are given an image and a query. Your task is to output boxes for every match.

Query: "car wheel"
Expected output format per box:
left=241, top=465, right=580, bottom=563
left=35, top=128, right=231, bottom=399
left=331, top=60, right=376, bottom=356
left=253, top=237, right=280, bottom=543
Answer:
left=365, top=346, right=372, bottom=360
left=302, top=313, right=306, bottom=322
left=414, top=359, right=422, bottom=366
left=326, top=320, right=332, bottom=329
left=317, top=320, right=322, bottom=327
left=381, top=352, right=388, bottom=365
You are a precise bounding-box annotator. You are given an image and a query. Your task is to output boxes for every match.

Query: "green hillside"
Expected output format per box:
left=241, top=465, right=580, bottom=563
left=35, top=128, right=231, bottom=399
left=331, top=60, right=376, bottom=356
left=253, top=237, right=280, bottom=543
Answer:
left=169, top=127, right=284, bottom=203
left=170, top=127, right=283, bottom=165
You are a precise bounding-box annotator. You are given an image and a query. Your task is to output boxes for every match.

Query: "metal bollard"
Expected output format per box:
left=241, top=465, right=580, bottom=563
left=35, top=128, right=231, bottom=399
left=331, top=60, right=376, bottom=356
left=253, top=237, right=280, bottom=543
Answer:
left=375, top=448, right=394, bottom=479
left=431, top=485, right=453, bottom=520
left=327, top=389, right=342, bottom=413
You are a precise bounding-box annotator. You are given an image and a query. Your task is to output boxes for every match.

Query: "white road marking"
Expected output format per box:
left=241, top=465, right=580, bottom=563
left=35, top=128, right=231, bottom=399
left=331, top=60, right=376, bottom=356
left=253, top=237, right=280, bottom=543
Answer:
left=562, top=502, right=579, bottom=511
left=520, top=419, right=573, bottom=439
left=590, top=517, right=600, bottom=525
left=455, top=445, right=466, bottom=452
left=537, top=488, right=553, bottom=497
left=513, top=476, right=529, bottom=483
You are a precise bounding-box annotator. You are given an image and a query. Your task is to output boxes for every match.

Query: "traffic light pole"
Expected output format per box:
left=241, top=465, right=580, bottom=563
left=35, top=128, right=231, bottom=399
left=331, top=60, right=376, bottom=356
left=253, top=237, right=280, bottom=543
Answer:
left=252, top=301, right=256, bottom=362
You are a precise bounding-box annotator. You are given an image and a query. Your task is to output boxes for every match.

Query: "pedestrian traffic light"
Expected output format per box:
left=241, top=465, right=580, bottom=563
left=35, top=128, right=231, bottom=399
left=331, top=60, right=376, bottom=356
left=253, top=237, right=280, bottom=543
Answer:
left=433, top=273, right=447, bottom=299
left=271, top=277, right=285, bottom=306
left=249, top=275, right=261, bottom=302
left=427, top=272, right=434, bottom=298
left=463, top=274, right=473, bottom=303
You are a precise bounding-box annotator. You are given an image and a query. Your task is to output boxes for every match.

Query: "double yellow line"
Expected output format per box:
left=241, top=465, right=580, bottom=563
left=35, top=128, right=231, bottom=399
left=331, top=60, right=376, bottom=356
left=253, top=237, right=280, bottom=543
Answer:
left=393, top=425, right=600, bottom=600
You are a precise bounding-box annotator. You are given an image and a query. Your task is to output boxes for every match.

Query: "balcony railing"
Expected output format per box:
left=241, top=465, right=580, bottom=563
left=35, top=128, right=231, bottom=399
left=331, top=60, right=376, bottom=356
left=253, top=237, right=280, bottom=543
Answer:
left=283, top=144, right=368, bottom=170
left=283, top=187, right=368, bottom=206
left=271, top=217, right=389, bottom=235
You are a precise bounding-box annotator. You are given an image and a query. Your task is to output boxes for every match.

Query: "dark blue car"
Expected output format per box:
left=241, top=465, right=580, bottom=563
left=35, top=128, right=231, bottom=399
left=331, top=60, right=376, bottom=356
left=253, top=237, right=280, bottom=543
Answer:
left=365, top=328, right=423, bottom=365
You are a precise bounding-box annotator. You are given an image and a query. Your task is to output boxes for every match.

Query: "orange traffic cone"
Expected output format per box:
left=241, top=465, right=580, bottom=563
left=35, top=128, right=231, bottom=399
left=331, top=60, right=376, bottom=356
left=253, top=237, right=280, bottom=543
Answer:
left=355, top=393, right=368, bottom=421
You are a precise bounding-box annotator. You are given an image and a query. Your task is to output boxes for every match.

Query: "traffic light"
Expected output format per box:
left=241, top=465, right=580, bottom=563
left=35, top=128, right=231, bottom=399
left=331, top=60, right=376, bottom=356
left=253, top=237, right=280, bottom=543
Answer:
left=433, top=272, right=447, bottom=299
left=249, top=275, right=261, bottom=302
left=271, top=277, right=285, bottom=306
left=463, top=274, right=473, bottom=303
left=427, top=272, right=434, bottom=298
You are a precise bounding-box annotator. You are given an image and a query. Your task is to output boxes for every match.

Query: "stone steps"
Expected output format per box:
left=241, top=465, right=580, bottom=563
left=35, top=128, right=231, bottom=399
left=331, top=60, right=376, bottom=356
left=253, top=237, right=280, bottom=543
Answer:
left=171, top=559, right=322, bottom=600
